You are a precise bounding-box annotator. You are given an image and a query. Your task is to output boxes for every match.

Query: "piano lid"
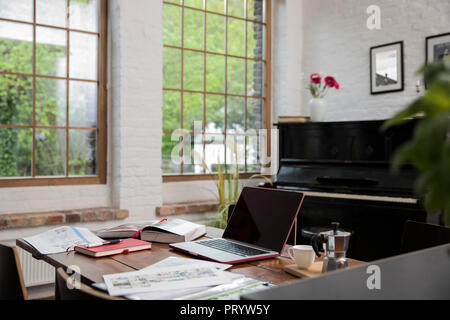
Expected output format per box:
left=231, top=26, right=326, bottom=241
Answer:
left=274, top=120, right=420, bottom=198
left=275, top=160, right=419, bottom=197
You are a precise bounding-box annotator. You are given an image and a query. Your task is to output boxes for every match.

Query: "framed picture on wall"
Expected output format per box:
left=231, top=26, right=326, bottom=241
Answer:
left=426, top=32, right=450, bottom=63
left=370, top=41, right=404, bottom=94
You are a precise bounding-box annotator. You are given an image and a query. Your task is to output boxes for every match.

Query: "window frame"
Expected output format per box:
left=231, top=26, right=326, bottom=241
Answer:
left=0, top=0, right=108, bottom=188
left=162, top=0, right=272, bottom=182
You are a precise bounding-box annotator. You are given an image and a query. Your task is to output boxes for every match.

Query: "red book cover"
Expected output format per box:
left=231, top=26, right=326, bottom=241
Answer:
left=75, top=238, right=151, bottom=258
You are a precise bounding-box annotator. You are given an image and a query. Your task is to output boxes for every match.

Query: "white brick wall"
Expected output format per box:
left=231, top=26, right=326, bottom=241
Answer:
left=109, top=0, right=163, bottom=221
left=272, top=0, right=304, bottom=121
left=299, top=0, right=450, bottom=121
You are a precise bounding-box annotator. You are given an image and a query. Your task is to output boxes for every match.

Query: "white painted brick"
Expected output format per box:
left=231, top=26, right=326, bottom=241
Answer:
left=298, top=0, right=449, bottom=121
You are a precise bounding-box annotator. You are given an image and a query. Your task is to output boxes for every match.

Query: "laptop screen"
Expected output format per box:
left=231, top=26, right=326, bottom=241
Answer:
left=223, top=187, right=304, bottom=253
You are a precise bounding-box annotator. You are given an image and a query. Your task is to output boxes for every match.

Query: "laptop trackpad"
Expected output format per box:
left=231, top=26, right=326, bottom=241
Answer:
left=172, top=241, right=248, bottom=262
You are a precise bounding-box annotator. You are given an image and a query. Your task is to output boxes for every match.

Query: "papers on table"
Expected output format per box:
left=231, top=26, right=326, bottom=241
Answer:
left=24, top=226, right=105, bottom=255
left=94, top=257, right=238, bottom=300
left=147, top=256, right=231, bottom=272
left=103, top=261, right=233, bottom=297
left=176, top=277, right=275, bottom=300
left=99, top=257, right=275, bottom=300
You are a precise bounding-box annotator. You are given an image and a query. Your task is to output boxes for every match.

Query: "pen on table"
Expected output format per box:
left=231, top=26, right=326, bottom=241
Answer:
left=86, top=240, right=122, bottom=248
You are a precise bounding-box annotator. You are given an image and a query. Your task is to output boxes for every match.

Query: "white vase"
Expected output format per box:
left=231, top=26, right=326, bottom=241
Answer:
left=309, top=98, right=328, bottom=122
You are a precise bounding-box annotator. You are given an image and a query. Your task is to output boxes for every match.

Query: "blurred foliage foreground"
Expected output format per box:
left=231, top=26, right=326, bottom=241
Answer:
left=382, top=58, right=450, bottom=226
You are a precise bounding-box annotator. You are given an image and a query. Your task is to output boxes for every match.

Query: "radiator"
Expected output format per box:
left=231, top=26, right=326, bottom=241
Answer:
left=17, top=247, right=55, bottom=287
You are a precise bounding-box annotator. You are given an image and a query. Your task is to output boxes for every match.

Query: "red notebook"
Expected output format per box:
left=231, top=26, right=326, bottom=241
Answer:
left=74, top=238, right=151, bottom=258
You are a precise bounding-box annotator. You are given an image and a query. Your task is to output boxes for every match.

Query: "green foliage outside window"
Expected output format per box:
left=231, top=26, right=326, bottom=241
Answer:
left=162, top=1, right=266, bottom=174
left=0, top=37, right=95, bottom=178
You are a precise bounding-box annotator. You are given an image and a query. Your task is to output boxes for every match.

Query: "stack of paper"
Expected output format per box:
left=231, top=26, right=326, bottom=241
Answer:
left=97, top=257, right=273, bottom=300
left=102, top=257, right=238, bottom=298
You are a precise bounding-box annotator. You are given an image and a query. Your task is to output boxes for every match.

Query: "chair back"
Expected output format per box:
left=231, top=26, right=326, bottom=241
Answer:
left=55, top=268, right=124, bottom=300
left=400, top=220, right=450, bottom=254
left=0, top=244, right=28, bottom=300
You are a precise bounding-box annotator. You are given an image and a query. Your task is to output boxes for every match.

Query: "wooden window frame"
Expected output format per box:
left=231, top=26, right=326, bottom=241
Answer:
left=0, top=0, right=108, bottom=188
left=162, top=0, right=272, bottom=182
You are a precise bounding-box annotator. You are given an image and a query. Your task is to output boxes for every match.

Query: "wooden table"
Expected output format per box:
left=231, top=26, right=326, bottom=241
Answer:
left=16, top=229, right=366, bottom=298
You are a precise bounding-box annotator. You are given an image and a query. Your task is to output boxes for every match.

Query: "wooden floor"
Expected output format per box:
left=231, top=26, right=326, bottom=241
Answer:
left=27, top=283, right=55, bottom=300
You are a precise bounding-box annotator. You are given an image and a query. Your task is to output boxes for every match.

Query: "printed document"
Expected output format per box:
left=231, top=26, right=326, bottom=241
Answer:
left=24, top=226, right=105, bottom=254
left=103, top=262, right=232, bottom=296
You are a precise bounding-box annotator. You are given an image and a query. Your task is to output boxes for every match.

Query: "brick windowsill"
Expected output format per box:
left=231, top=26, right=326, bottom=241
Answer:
left=0, top=208, right=129, bottom=230
left=156, top=202, right=219, bottom=217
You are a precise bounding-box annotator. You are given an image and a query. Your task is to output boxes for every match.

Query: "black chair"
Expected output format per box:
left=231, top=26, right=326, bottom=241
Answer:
left=0, top=244, right=28, bottom=300
left=400, top=220, right=450, bottom=254
left=55, top=268, right=124, bottom=300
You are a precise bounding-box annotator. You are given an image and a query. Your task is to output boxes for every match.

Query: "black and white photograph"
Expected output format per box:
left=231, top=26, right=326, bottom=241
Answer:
left=426, top=32, right=450, bottom=63
left=370, top=42, right=404, bottom=94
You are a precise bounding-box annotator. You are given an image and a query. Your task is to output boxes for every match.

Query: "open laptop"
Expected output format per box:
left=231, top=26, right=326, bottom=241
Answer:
left=170, top=187, right=305, bottom=264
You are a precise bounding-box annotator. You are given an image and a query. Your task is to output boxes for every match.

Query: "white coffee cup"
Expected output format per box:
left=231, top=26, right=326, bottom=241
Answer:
left=288, top=245, right=315, bottom=269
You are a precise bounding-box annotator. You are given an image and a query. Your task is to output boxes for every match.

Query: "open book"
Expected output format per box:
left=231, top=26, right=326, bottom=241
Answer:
left=96, top=219, right=206, bottom=244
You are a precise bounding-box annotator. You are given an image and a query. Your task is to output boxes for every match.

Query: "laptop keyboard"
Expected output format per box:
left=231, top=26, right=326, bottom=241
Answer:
left=198, top=239, right=268, bottom=257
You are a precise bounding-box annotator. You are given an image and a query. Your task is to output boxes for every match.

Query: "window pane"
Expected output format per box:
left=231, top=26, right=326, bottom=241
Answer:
left=162, top=133, right=181, bottom=174
left=163, top=4, right=182, bottom=47
left=204, top=133, right=225, bottom=172
left=227, top=96, right=245, bottom=133
left=207, top=0, right=225, bottom=14
left=183, top=134, right=203, bottom=174
left=183, top=92, right=203, bottom=132
left=69, top=129, right=97, bottom=176
left=248, top=0, right=264, bottom=22
left=69, top=32, right=98, bottom=80
left=206, top=54, right=225, bottom=93
left=247, top=59, right=264, bottom=97
left=247, top=97, right=263, bottom=131
left=35, top=129, right=66, bottom=177
left=163, top=47, right=182, bottom=89
left=36, top=27, right=67, bottom=77
left=225, top=134, right=245, bottom=171
left=184, top=50, right=204, bottom=91
left=228, top=0, right=245, bottom=18
left=69, top=80, right=98, bottom=127
left=227, top=57, right=245, bottom=95
left=36, top=0, right=67, bottom=28
left=206, top=13, right=225, bottom=54
left=163, top=91, right=181, bottom=132
left=0, top=74, right=33, bottom=125
left=184, top=0, right=203, bottom=9
left=0, top=21, right=33, bottom=74
left=247, top=22, right=264, bottom=59
left=228, top=18, right=245, bottom=57
left=69, top=0, right=99, bottom=32
left=246, top=135, right=260, bottom=171
left=36, top=78, right=67, bottom=127
left=0, top=0, right=33, bottom=22
left=184, top=8, right=204, bottom=50
left=0, top=127, right=32, bottom=177
left=205, top=94, right=225, bottom=133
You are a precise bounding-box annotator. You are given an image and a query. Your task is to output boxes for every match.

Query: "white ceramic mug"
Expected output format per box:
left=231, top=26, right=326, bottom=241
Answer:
left=288, top=245, right=316, bottom=269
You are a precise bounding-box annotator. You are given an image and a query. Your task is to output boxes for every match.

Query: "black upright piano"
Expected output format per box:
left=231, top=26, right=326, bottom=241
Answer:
left=265, top=120, right=428, bottom=262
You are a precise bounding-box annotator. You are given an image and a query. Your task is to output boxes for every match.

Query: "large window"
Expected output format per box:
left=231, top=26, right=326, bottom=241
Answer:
left=162, top=0, right=271, bottom=179
left=0, top=0, right=107, bottom=187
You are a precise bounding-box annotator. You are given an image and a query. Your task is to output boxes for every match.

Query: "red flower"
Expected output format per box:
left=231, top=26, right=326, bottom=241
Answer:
left=310, top=73, right=321, bottom=84
left=324, top=76, right=339, bottom=89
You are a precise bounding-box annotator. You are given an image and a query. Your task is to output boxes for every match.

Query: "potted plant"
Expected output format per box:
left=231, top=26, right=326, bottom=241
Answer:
left=307, top=73, right=340, bottom=122
left=200, top=144, right=272, bottom=229
left=382, top=58, right=450, bottom=226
